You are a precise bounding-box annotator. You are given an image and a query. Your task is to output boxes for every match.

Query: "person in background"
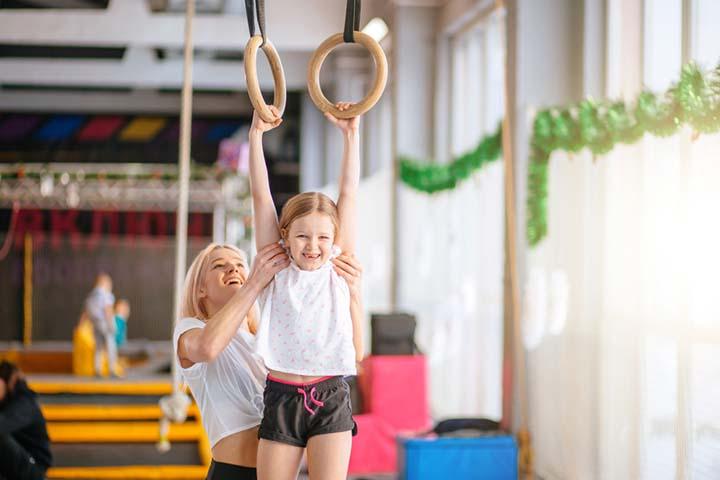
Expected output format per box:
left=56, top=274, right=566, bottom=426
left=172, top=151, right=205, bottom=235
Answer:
left=114, top=299, right=131, bottom=348
left=0, top=360, right=52, bottom=480
left=85, top=273, right=118, bottom=377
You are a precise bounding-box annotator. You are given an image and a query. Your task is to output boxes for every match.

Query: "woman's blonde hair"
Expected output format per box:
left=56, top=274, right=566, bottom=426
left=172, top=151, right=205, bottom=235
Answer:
left=278, top=192, right=339, bottom=239
left=180, top=243, right=258, bottom=334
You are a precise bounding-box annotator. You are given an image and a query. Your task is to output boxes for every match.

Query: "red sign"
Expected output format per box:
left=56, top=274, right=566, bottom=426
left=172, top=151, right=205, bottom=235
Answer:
left=7, top=209, right=212, bottom=250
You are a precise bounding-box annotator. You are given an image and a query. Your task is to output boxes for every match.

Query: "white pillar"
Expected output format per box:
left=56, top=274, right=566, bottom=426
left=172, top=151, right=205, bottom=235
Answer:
left=300, top=92, right=326, bottom=191
left=392, top=4, right=438, bottom=307
left=322, top=51, right=372, bottom=186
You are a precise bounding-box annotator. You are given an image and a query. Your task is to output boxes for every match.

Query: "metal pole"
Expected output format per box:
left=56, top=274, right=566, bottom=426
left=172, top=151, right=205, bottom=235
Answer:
left=499, top=0, right=533, bottom=476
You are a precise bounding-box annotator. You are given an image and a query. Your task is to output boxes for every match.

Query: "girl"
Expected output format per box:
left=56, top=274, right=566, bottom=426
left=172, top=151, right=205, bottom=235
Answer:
left=174, top=243, right=363, bottom=480
left=249, top=104, right=363, bottom=480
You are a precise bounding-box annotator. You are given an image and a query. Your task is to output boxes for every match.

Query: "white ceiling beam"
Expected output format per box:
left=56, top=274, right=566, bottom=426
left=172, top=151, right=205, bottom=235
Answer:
left=0, top=50, right=313, bottom=90
left=0, top=90, right=253, bottom=114
left=0, top=0, right=349, bottom=51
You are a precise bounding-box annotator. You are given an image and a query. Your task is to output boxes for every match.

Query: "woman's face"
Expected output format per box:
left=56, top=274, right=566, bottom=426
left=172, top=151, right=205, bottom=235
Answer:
left=200, top=248, right=249, bottom=318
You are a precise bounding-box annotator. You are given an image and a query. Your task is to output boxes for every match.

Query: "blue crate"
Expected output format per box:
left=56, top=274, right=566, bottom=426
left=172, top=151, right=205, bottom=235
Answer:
left=398, top=435, right=518, bottom=480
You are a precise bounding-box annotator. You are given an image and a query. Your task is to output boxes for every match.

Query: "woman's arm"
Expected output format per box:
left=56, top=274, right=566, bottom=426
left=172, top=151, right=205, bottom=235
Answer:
left=324, top=103, right=360, bottom=254
left=177, top=243, right=289, bottom=367
left=332, top=253, right=364, bottom=363
left=249, top=107, right=283, bottom=250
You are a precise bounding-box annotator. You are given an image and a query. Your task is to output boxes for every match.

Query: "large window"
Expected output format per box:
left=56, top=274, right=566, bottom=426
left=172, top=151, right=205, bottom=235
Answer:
left=527, top=1, right=720, bottom=478
left=641, top=0, right=720, bottom=477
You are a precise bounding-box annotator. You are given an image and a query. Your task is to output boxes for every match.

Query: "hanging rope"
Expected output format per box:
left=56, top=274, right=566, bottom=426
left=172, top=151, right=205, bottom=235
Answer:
left=0, top=201, right=19, bottom=262
left=160, top=0, right=194, bottom=455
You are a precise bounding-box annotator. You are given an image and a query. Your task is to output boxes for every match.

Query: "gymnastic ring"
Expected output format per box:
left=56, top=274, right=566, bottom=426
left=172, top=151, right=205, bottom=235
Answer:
left=244, top=35, right=287, bottom=123
left=307, top=31, right=388, bottom=119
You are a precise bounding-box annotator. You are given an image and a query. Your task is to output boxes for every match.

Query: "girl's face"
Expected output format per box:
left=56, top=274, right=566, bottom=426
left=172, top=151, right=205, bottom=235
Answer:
left=200, top=248, right=249, bottom=317
left=285, top=211, right=336, bottom=271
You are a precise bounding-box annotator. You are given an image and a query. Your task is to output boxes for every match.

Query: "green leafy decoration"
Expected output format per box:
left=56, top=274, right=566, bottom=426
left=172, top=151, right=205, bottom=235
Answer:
left=399, top=124, right=502, bottom=194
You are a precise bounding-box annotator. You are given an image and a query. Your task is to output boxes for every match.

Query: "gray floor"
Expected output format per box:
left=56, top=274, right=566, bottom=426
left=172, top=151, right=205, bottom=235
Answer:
left=51, top=442, right=201, bottom=467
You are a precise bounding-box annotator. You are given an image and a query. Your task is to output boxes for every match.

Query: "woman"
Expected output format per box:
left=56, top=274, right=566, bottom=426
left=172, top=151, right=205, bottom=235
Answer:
left=175, top=242, right=364, bottom=479
left=0, top=361, right=52, bottom=480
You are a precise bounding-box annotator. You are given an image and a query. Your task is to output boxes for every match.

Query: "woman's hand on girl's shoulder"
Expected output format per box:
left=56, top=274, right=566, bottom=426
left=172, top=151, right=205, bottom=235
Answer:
left=332, top=253, right=363, bottom=298
left=247, top=242, right=289, bottom=290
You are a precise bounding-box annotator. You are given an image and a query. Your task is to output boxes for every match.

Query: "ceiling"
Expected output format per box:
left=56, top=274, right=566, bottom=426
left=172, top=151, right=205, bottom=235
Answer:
left=0, top=0, right=386, bottom=112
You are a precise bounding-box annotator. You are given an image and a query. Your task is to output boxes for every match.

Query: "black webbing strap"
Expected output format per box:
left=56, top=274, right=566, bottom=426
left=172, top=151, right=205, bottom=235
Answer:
left=343, top=0, right=361, bottom=43
left=245, top=0, right=267, bottom=46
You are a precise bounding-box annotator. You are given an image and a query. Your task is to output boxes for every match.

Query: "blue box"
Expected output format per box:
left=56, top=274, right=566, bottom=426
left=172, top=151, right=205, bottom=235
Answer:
left=398, top=435, right=518, bottom=480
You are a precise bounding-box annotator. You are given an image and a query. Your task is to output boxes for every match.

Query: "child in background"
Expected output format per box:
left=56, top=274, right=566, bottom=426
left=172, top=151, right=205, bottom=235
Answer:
left=84, top=273, right=118, bottom=377
left=114, top=299, right=130, bottom=348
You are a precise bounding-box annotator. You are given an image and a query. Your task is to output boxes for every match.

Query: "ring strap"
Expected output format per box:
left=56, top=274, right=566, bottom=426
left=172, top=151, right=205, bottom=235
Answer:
left=245, top=0, right=267, bottom=46
left=343, top=0, right=361, bottom=43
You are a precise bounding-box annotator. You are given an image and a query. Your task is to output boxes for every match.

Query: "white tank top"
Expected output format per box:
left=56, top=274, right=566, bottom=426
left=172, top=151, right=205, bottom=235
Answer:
left=255, top=253, right=356, bottom=376
left=173, top=317, right=266, bottom=447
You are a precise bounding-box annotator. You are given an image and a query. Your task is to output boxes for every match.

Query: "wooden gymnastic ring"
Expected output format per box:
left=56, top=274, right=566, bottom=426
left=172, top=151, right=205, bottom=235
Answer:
left=307, top=31, right=388, bottom=119
left=244, top=35, right=286, bottom=123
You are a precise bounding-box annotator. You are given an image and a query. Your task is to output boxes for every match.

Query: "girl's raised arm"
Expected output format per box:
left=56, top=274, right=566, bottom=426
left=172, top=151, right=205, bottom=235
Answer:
left=249, top=107, right=283, bottom=249
left=325, top=103, right=360, bottom=254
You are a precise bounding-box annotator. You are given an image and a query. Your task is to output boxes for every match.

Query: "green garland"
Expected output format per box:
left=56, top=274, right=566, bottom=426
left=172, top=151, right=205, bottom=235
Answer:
left=398, top=61, right=720, bottom=247
left=399, top=125, right=502, bottom=193
left=527, top=62, right=720, bottom=246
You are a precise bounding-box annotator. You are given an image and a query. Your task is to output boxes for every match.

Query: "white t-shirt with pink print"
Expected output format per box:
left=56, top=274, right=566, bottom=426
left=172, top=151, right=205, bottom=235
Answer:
left=255, top=247, right=356, bottom=376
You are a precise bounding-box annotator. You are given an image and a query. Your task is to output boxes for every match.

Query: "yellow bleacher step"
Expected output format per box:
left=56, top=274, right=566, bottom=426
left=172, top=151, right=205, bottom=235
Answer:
left=31, top=381, right=173, bottom=396
left=47, top=465, right=207, bottom=479
left=42, top=404, right=200, bottom=421
left=48, top=421, right=202, bottom=443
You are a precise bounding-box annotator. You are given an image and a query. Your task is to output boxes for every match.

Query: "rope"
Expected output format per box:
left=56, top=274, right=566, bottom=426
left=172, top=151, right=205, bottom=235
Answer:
left=162, top=0, right=195, bottom=454
left=171, top=0, right=194, bottom=396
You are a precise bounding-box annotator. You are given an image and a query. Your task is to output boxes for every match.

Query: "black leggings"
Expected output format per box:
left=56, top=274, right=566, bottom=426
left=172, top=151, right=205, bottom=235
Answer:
left=206, top=460, right=257, bottom=480
left=0, top=433, right=47, bottom=480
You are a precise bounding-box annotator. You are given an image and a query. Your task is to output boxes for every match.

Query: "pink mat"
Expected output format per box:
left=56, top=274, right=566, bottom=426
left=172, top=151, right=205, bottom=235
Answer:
left=349, top=414, right=397, bottom=474
left=349, top=355, right=430, bottom=474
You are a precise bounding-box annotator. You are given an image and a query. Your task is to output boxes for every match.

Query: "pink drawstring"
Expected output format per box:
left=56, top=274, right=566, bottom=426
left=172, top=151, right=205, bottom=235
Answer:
left=309, top=387, right=324, bottom=408
left=297, top=387, right=324, bottom=415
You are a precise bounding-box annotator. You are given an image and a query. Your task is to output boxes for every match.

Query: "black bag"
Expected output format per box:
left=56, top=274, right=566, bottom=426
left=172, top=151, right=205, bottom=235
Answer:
left=432, top=418, right=501, bottom=436
left=370, top=313, right=420, bottom=355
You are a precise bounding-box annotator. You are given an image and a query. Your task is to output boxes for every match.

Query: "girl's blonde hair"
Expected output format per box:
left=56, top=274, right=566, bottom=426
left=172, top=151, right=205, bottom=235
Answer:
left=180, top=243, right=258, bottom=334
left=278, top=192, right=339, bottom=239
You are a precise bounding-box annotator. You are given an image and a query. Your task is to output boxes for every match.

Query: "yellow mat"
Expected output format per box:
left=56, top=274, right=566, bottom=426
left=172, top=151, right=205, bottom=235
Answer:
left=42, top=404, right=200, bottom=421
left=30, top=381, right=173, bottom=395
left=48, top=421, right=202, bottom=443
left=47, top=465, right=207, bottom=479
